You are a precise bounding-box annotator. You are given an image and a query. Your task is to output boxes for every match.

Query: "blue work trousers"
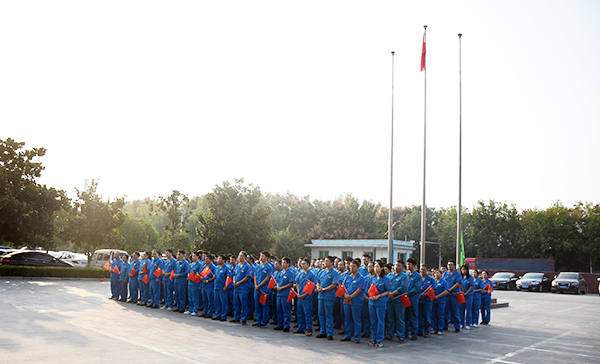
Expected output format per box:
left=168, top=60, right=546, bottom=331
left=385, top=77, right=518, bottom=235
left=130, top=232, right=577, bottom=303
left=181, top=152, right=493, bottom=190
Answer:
left=254, top=290, right=270, bottom=325
left=297, top=297, right=313, bottom=332
left=129, top=277, right=139, bottom=302
left=432, top=300, right=445, bottom=333
left=215, top=289, right=228, bottom=320
left=188, top=283, right=200, bottom=313
left=343, top=300, right=362, bottom=341
left=318, top=299, right=334, bottom=336
left=369, top=304, right=386, bottom=343
left=202, top=288, right=214, bottom=316
left=418, top=301, right=432, bottom=335
left=386, top=300, right=405, bottom=340
left=276, top=295, right=291, bottom=329
left=234, top=289, right=249, bottom=323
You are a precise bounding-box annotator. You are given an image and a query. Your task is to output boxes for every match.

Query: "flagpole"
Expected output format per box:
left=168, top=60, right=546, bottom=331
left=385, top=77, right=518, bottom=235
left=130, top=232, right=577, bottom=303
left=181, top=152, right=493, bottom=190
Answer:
left=420, top=25, right=427, bottom=267
left=456, top=33, right=462, bottom=265
left=388, top=51, right=395, bottom=264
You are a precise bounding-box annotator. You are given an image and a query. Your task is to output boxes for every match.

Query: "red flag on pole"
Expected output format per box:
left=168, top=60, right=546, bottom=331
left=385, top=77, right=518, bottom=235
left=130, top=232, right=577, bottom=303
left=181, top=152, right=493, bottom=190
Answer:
left=142, top=274, right=150, bottom=284
left=225, top=276, right=233, bottom=288
left=426, top=285, right=436, bottom=301
left=367, top=282, right=379, bottom=298
left=153, top=267, right=162, bottom=278
left=112, top=266, right=120, bottom=275
left=303, top=280, right=316, bottom=295
left=485, top=283, right=493, bottom=294
left=195, top=272, right=202, bottom=283
left=129, top=267, right=136, bottom=277
left=259, top=292, right=268, bottom=305
left=169, top=270, right=175, bottom=282
left=103, top=261, right=110, bottom=270
left=267, top=276, right=276, bottom=289
left=399, top=293, right=411, bottom=308
left=200, top=266, right=211, bottom=278
left=420, top=34, right=426, bottom=71
left=287, top=288, right=297, bottom=302
left=335, top=283, right=347, bottom=298
left=457, top=292, right=466, bottom=304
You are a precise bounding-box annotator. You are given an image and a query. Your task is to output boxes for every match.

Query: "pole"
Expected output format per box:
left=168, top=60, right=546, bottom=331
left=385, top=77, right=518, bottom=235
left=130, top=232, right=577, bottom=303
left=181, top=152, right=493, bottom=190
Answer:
left=420, top=25, right=427, bottom=267
left=388, top=51, right=395, bottom=264
left=456, top=33, right=463, bottom=264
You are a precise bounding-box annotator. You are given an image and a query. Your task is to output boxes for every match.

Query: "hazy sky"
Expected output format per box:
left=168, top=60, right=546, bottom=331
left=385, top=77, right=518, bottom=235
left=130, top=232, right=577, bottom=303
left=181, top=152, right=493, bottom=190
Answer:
left=2, top=1, right=599, bottom=211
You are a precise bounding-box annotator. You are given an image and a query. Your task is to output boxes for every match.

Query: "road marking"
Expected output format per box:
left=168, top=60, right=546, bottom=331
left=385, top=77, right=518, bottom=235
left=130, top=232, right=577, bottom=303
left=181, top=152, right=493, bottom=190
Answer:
left=530, top=347, right=600, bottom=359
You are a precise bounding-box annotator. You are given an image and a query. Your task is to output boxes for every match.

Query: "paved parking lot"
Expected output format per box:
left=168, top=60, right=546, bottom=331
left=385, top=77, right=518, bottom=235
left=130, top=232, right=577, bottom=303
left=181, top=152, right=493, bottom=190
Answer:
left=1, top=279, right=599, bottom=364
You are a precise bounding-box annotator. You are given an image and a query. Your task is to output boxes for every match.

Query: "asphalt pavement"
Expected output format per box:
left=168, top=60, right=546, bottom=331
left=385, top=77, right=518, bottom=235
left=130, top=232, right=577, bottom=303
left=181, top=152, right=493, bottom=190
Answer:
left=1, top=279, right=599, bottom=364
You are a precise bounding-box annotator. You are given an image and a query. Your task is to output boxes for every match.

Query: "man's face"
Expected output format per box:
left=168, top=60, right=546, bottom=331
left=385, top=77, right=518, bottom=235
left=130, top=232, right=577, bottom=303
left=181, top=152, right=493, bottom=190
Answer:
left=407, top=261, right=415, bottom=271
left=217, top=256, right=223, bottom=265
left=275, top=261, right=282, bottom=271
left=325, top=258, right=333, bottom=269
left=134, top=253, right=140, bottom=260
left=260, top=254, right=267, bottom=264
left=177, top=252, right=184, bottom=261
left=420, top=266, right=428, bottom=276
left=367, top=262, right=374, bottom=274
left=114, top=252, right=120, bottom=259
left=337, top=261, right=345, bottom=271
left=282, top=260, right=290, bottom=270
left=350, top=263, right=358, bottom=274
left=152, top=251, right=158, bottom=259
left=301, top=260, right=308, bottom=271
left=434, top=270, right=442, bottom=279
left=166, top=251, right=172, bottom=259
left=230, top=257, right=236, bottom=265
left=238, top=253, right=246, bottom=263
left=362, top=256, right=370, bottom=267
left=447, top=262, right=455, bottom=271
left=394, top=262, right=403, bottom=273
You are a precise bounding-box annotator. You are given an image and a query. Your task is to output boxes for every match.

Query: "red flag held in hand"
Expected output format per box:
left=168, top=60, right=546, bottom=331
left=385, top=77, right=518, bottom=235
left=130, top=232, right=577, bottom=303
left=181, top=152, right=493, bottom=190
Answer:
left=457, top=292, right=466, bottom=304
left=335, top=283, right=347, bottom=298
left=142, top=274, right=150, bottom=284
left=426, top=286, right=436, bottom=301
left=368, top=282, right=379, bottom=298
left=169, top=270, right=175, bottom=282
left=153, top=267, right=162, bottom=278
left=287, top=288, right=297, bottom=302
left=103, top=261, right=110, bottom=270
left=129, top=267, right=136, bottom=277
left=112, top=266, right=120, bottom=275
left=485, top=283, right=493, bottom=294
left=267, top=276, right=276, bottom=289
left=200, top=266, right=211, bottom=278
left=259, top=292, right=268, bottom=305
left=142, top=264, right=148, bottom=273
left=225, top=276, right=232, bottom=288
left=399, top=293, right=411, bottom=308
left=303, top=280, right=316, bottom=295
left=188, top=272, right=194, bottom=281
left=194, top=272, right=202, bottom=283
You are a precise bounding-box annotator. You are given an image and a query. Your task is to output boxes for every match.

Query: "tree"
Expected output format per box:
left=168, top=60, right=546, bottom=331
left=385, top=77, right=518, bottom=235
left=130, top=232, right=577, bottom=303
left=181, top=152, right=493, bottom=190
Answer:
left=118, top=216, right=159, bottom=253
left=577, top=202, right=600, bottom=272
left=308, top=199, right=369, bottom=240
left=67, top=180, right=125, bottom=263
left=151, top=190, right=192, bottom=252
left=467, top=200, right=521, bottom=258
left=272, top=227, right=309, bottom=260
left=196, top=178, right=274, bottom=255
left=0, top=138, right=68, bottom=249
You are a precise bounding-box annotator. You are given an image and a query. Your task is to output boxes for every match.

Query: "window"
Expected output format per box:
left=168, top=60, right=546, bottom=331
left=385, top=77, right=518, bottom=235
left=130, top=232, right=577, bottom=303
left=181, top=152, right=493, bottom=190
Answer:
left=342, top=251, right=353, bottom=260
left=397, top=253, right=406, bottom=263
left=319, top=251, right=329, bottom=259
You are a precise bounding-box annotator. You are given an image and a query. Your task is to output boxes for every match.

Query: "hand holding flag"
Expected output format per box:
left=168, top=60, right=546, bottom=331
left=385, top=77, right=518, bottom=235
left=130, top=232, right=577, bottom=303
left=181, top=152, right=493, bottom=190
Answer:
left=267, top=276, right=276, bottom=289
left=335, top=283, right=347, bottom=298
left=225, top=276, right=233, bottom=288
left=367, top=282, right=379, bottom=298
left=485, top=283, right=493, bottom=294
left=457, top=291, right=466, bottom=304
left=112, top=266, right=120, bottom=275
left=200, top=266, right=211, bottom=278
left=426, top=285, right=436, bottom=301
left=399, top=293, right=411, bottom=308
left=103, top=261, right=110, bottom=270
left=142, top=274, right=150, bottom=284
left=287, top=288, right=297, bottom=302
left=303, top=280, right=316, bottom=295
left=129, top=267, right=136, bottom=277
left=259, top=292, right=268, bottom=305
left=169, top=270, right=175, bottom=282
left=153, top=267, right=162, bottom=278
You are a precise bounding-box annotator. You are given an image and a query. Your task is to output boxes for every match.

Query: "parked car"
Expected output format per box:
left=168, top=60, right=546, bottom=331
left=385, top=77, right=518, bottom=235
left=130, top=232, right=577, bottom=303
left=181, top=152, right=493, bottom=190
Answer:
left=490, top=272, right=518, bottom=290
left=58, top=252, right=88, bottom=268
left=89, top=249, right=128, bottom=268
left=551, top=272, right=587, bottom=294
left=0, top=251, right=74, bottom=267
left=0, top=249, right=17, bottom=256
left=516, top=272, right=550, bottom=292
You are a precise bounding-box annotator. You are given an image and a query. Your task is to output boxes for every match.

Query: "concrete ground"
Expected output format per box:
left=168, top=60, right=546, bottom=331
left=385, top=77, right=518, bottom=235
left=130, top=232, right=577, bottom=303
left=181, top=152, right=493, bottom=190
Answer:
left=1, top=279, right=599, bottom=364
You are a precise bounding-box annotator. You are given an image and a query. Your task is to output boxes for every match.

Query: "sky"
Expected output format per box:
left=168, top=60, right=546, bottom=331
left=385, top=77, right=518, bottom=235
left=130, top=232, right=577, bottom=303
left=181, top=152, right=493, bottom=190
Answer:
left=2, top=1, right=599, bottom=212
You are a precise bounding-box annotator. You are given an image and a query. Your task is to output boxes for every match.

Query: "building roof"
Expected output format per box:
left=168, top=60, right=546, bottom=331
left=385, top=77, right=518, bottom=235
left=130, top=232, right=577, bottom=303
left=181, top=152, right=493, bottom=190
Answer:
left=306, top=239, right=415, bottom=250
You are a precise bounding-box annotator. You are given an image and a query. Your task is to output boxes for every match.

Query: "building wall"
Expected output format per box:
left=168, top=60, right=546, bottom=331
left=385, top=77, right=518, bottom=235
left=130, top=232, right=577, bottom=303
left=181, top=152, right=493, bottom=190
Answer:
left=309, top=247, right=412, bottom=263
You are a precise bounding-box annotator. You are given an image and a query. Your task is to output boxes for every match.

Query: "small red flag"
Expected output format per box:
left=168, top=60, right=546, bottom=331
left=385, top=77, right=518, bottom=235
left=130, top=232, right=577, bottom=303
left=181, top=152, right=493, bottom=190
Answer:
left=367, top=282, right=379, bottom=298
left=267, top=276, right=276, bottom=289
left=420, top=34, right=426, bottom=72
left=129, top=267, right=136, bottom=277
left=142, top=274, right=150, bottom=284
left=103, top=261, right=110, bottom=270
left=457, top=292, right=466, bottom=304
left=100, top=278, right=105, bottom=282
left=259, top=292, right=268, bottom=305
left=225, top=276, right=232, bottom=288
left=112, top=266, right=120, bottom=275
left=287, top=288, right=297, bottom=302
left=195, top=272, right=203, bottom=283
left=335, top=283, right=347, bottom=298
left=200, top=266, right=211, bottom=278
left=426, top=286, right=436, bottom=301
left=188, top=272, right=194, bottom=281
left=169, top=270, right=175, bottom=282
left=485, top=283, right=493, bottom=294
left=142, top=264, right=148, bottom=273
left=153, top=267, right=162, bottom=278
left=399, top=293, right=411, bottom=308
left=303, top=280, right=316, bottom=295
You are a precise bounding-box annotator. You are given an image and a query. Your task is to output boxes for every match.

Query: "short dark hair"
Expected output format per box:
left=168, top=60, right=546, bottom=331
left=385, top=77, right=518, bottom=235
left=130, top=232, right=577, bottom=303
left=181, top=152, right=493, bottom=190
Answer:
left=260, top=251, right=271, bottom=259
left=345, top=256, right=354, bottom=262
left=166, top=249, right=173, bottom=255
left=177, top=249, right=185, bottom=255
left=239, top=251, right=248, bottom=258
left=282, top=257, right=291, bottom=265
left=326, top=256, right=335, bottom=263
left=396, top=259, right=405, bottom=267
left=407, top=257, right=417, bottom=266
left=351, top=260, right=360, bottom=268
left=362, top=253, right=372, bottom=259
left=448, top=259, right=456, bottom=265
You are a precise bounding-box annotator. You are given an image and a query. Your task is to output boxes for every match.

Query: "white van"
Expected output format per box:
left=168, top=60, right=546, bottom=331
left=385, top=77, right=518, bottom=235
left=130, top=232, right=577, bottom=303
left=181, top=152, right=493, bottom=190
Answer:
left=90, top=249, right=129, bottom=268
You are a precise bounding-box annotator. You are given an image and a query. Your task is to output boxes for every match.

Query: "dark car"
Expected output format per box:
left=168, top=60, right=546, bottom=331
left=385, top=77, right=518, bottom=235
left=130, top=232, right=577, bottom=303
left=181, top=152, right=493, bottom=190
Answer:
left=0, top=251, right=74, bottom=267
left=490, top=272, right=518, bottom=290
left=516, top=272, right=550, bottom=292
left=551, top=272, right=587, bottom=294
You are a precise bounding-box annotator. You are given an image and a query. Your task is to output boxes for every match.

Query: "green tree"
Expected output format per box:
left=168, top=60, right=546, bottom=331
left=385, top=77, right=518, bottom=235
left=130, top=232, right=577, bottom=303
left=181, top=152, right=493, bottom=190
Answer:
left=196, top=178, right=274, bottom=255
left=118, top=216, right=160, bottom=253
left=151, top=190, right=191, bottom=252
left=0, top=138, right=68, bottom=249
left=272, top=227, right=309, bottom=260
left=577, top=202, right=600, bottom=272
left=467, top=200, right=521, bottom=258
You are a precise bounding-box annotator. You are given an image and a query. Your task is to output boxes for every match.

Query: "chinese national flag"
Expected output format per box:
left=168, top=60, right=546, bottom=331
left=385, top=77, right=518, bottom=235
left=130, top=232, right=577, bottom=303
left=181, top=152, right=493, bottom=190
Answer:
left=169, top=270, right=175, bottom=282
left=195, top=272, right=202, bottom=283
left=129, top=267, right=136, bottom=277
left=259, top=292, right=268, bottom=305
left=142, top=274, right=150, bottom=284
left=426, top=286, right=436, bottom=301
left=399, top=293, right=411, bottom=308
left=103, top=261, right=110, bottom=270
left=200, top=266, right=211, bottom=278
left=188, top=272, right=194, bottom=281
left=267, top=276, right=276, bottom=289
left=367, top=282, right=379, bottom=298
left=335, top=284, right=347, bottom=298
left=420, top=34, right=426, bottom=71
left=485, top=283, right=493, bottom=294
left=112, top=266, right=120, bottom=275
left=153, top=267, right=162, bottom=278
left=457, top=292, right=466, bottom=304
left=142, top=264, right=148, bottom=273
left=287, top=288, right=297, bottom=302
left=303, top=280, right=316, bottom=295
left=225, top=276, right=232, bottom=288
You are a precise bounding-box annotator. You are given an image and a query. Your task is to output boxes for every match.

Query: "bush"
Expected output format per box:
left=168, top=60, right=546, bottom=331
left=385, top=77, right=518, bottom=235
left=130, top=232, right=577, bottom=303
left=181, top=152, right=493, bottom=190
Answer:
left=0, top=265, right=110, bottom=278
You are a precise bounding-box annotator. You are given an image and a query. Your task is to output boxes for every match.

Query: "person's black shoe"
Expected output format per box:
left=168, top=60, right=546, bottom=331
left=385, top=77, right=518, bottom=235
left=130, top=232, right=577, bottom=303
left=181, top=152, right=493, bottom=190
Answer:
left=338, top=331, right=345, bottom=335
left=273, top=326, right=284, bottom=331
left=327, top=336, right=333, bottom=340
left=220, top=318, right=227, bottom=322
left=152, top=305, right=159, bottom=309
left=212, top=317, right=220, bottom=320
left=252, top=323, right=260, bottom=327
left=361, top=333, right=370, bottom=338
left=283, top=328, right=290, bottom=332
left=340, top=337, right=351, bottom=342
left=410, top=336, right=417, bottom=340
left=316, top=334, right=327, bottom=338
left=455, top=329, right=460, bottom=333
left=292, top=330, right=304, bottom=334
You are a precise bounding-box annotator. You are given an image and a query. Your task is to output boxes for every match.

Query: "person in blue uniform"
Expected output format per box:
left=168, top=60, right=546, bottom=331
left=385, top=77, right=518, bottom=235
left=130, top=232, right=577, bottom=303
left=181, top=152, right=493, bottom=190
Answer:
left=368, top=260, right=391, bottom=348
left=480, top=270, right=493, bottom=325
left=187, top=251, right=201, bottom=316
left=274, top=257, right=295, bottom=332
left=137, top=251, right=151, bottom=306
left=253, top=251, right=274, bottom=328
left=362, top=261, right=376, bottom=338
left=161, top=249, right=177, bottom=310
left=443, top=259, right=463, bottom=332
left=405, top=257, right=423, bottom=340
left=471, top=270, right=483, bottom=327
left=214, top=254, right=230, bottom=321
left=173, top=249, right=189, bottom=312
left=109, top=251, right=123, bottom=300
left=431, top=269, right=449, bottom=335
left=341, top=259, right=365, bottom=343
left=294, top=258, right=317, bottom=336
left=386, top=260, right=408, bottom=342
left=359, top=253, right=371, bottom=278
left=232, top=251, right=252, bottom=325
left=128, top=252, right=141, bottom=304
left=316, top=256, right=340, bottom=340
left=148, top=249, right=164, bottom=309
left=201, top=253, right=217, bottom=318
left=227, top=255, right=235, bottom=316
left=118, top=254, right=130, bottom=301
left=460, top=264, right=474, bottom=330
left=417, top=265, right=436, bottom=337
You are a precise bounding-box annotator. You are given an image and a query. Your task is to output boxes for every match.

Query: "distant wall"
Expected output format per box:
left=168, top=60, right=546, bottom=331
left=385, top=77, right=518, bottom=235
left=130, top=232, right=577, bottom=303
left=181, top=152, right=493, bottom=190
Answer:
left=484, top=269, right=600, bottom=294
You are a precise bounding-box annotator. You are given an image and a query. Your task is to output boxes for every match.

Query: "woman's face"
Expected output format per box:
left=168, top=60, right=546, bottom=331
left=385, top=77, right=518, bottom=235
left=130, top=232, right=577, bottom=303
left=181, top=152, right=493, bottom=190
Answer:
left=375, top=263, right=383, bottom=275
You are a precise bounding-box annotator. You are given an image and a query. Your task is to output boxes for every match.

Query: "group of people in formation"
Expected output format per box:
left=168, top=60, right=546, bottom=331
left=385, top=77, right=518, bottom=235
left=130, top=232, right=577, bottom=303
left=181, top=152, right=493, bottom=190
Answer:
left=108, top=249, right=494, bottom=348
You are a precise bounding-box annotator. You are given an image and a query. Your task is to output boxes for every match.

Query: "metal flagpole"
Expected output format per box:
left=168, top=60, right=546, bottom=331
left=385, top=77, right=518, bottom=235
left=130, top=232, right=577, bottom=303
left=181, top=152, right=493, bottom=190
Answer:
left=388, top=51, right=395, bottom=264
left=420, top=25, right=427, bottom=267
left=456, top=33, right=462, bottom=264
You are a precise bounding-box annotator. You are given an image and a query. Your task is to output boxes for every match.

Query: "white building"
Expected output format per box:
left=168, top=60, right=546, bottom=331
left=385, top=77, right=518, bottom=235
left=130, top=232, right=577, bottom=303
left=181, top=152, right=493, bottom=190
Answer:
left=305, top=239, right=415, bottom=263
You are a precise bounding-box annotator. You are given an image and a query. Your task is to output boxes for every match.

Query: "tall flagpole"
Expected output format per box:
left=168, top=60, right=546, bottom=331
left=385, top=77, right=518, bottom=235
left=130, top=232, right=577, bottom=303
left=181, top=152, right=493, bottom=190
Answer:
left=388, top=51, right=395, bottom=264
left=420, top=25, right=427, bottom=267
left=456, top=33, right=463, bottom=264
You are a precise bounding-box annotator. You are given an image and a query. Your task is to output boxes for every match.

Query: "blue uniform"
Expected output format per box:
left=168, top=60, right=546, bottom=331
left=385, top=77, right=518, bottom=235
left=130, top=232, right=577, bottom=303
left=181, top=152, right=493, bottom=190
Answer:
left=275, top=267, right=295, bottom=329
left=138, top=258, right=151, bottom=304
left=317, top=267, right=340, bottom=337
left=148, top=257, right=164, bottom=307
left=201, top=262, right=216, bottom=316
left=187, top=261, right=201, bottom=314
left=119, top=261, right=130, bottom=301
left=443, top=269, right=463, bottom=330
left=461, top=275, right=474, bottom=328
left=254, top=262, right=274, bottom=326
left=342, top=273, right=366, bottom=341
left=129, top=258, right=141, bottom=303
left=214, top=264, right=231, bottom=320
left=233, top=262, right=252, bottom=323
left=432, top=278, right=449, bottom=333
left=296, top=269, right=317, bottom=332
left=405, top=270, right=423, bottom=338
left=480, top=278, right=493, bottom=324
left=472, top=277, right=483, bottom=326
left=386, top=270, right=408, bottom=340
left=174, top=258, right=189, bottom=311
left=418, top=274, right=437, bottom=336
left=110, top=257, right=123, bottom=299
left=163, top=257, right=177, bottom=308
left=368, top=275, right=391, bottom=343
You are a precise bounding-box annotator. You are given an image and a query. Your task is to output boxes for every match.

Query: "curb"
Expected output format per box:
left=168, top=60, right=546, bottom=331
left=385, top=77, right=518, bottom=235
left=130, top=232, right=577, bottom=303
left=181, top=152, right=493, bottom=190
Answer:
left=0, top=276, right=106, bottom=281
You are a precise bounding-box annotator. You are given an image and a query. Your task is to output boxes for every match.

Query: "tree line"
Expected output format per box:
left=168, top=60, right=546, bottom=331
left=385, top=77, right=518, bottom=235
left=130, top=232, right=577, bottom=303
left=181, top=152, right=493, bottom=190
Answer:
left=1, top=138, right=598, bottom=272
